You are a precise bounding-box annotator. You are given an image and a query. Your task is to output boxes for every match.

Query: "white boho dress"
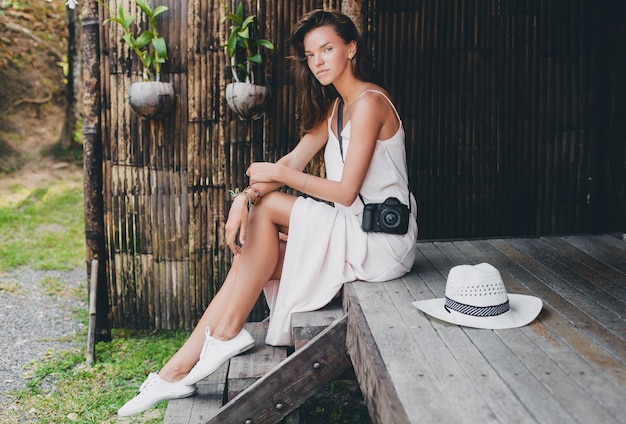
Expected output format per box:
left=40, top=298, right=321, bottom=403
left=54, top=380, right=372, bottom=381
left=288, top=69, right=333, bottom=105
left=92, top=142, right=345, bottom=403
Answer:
left=263, top=90, right=419, bottom=346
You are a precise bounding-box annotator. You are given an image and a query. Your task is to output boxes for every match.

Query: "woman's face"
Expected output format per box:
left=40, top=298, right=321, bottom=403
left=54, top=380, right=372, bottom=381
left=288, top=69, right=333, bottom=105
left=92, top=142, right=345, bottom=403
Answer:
left=303, top=25, right=355, bottom=86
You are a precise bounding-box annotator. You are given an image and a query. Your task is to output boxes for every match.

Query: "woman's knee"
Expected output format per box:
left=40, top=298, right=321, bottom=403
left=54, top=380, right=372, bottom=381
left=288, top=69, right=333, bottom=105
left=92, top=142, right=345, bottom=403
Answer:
left=252, top=191, right=296, bottom=227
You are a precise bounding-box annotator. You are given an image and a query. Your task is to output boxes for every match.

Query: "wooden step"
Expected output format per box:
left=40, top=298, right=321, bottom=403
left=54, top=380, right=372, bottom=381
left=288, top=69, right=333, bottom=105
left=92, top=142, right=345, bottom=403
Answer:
left=227, top=321, right=289, bottom=401
left=164, top=321, right=289, bottom=423
left=205, top=315, right=350, bottom=424
left=291, top=298, right=344, bottom=350
left=165, top=302, right=344, bottom=423
left=163, top=361, right=228, bottom=424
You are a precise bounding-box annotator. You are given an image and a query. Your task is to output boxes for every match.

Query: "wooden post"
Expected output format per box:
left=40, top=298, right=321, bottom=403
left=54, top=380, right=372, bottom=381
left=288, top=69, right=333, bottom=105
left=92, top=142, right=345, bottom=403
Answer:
left=82, top=0, right=111, bottom=342
left=341, top=0, right=366, bottom=34
left=86, top=258, right=99, bottom=366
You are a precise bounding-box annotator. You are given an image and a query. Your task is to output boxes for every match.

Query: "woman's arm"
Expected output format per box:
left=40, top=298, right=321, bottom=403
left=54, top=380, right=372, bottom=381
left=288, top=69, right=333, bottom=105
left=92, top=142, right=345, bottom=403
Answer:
left=248, top=92, right=390, bottom=206
left=225, top=117, right=329, bottom=253
left=248, top=125, right=328, bottom=196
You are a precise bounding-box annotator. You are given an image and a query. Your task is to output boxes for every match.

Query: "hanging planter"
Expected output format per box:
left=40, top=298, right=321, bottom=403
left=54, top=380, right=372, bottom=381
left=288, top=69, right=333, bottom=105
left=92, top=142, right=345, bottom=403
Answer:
left=128, top=81, right=175, bottom=119
left=225, top=81, right=268, bottom=120
left=98, top=0, right=174, bottom=119
left=220, top=1, right=274, bottom=120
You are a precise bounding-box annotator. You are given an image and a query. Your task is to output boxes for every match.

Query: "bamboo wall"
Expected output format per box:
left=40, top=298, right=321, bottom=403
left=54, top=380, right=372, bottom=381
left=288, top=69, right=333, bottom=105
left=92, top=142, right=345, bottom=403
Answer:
left=96, top=0, right=626, bottom=329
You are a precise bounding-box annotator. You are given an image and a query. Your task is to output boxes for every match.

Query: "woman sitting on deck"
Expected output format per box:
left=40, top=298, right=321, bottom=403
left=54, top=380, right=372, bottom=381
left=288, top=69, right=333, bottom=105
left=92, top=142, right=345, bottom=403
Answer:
left=118, top=9, right=418, bottom=417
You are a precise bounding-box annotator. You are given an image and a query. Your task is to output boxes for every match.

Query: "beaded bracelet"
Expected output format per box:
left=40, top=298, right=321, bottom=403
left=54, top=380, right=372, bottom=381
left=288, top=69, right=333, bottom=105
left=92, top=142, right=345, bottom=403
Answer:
left=228, top=188, right=254, bottom=209
left=245, top=186, right=261, bottom=204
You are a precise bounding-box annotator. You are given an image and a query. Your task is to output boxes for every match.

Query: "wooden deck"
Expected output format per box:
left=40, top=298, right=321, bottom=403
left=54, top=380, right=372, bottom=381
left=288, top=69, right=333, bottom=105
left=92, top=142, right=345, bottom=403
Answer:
left=345, top=234, right=626, bottom=423
left=166, top=234, right=626, bottom=423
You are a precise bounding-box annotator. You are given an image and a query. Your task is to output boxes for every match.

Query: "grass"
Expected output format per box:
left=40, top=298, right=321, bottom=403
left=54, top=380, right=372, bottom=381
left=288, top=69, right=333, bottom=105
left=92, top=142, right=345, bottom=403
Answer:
left=0, top=181, right=85, bottom=272
left=0, top=176, right=185, bottom=423
left=3, top=329, right=190, bottom=423
left=0, top=176, right=370, bottom=424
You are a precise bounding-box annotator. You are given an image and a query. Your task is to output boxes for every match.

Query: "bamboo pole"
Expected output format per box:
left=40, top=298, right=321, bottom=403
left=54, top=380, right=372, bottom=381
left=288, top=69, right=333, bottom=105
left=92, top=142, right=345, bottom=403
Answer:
left=82, top=0, right=111, bottom=343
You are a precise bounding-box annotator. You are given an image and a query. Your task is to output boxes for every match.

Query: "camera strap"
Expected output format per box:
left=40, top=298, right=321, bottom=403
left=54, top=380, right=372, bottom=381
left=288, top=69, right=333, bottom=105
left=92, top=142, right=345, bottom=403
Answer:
left=337, top=100, right=367, bottom=206
left=336, top=99, right=411, bottom=212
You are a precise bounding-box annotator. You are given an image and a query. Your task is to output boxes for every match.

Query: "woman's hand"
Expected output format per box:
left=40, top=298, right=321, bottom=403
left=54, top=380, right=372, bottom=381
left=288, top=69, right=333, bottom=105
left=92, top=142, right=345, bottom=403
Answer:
left=247, top=162, right=281, bottom=186
left=224, top=194, right=249, bottom=255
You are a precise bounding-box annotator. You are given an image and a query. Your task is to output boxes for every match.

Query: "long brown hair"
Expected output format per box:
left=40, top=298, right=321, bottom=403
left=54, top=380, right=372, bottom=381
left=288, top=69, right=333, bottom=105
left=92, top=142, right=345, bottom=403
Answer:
left=290, top=9, right=381, bottom=134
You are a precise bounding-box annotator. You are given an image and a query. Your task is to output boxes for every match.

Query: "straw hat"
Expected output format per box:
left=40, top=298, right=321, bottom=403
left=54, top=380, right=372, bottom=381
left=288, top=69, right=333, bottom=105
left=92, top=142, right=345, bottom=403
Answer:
left=412, top=263, right=542, bottom=329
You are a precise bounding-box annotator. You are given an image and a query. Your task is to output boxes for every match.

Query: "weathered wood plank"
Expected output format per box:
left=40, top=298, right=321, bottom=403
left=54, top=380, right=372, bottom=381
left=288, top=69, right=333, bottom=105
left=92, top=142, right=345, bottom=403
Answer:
left=540, top=236, right=626, bottom=303
left=163, top=362, right=228, bottom=424
left=414, top=244, right=576, bottom=423
left=517, top=320, right=626, bottom=421
left=496, top=327, right=618, bottom=423
left=449, top=238, right=626, bottom=418
left=417, top=240, right=625, bottom=422
left=227, top=321, right=288, bottom=401
left=561, top=235, right=626, bottom=275
left=464, top=326, right=576, bottom=423
left=591, top=234, right=626, bottom=255
left=206, top=315, right=351, bottom=424
left=344, top=281, right=451, bottom=424
left=505, top=238, right=625, bottom=338
left=457, top=239, right=626, bottom=374
left=291, top=298, right=344, bottom=350
left=389, top=276, right=536, bottom=422
left=342, top=283, right=411, bottom=424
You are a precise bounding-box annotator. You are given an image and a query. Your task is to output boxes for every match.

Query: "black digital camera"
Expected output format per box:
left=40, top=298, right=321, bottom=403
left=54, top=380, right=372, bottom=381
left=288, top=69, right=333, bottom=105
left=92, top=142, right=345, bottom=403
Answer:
left=361, top=197, right=410, bottom=234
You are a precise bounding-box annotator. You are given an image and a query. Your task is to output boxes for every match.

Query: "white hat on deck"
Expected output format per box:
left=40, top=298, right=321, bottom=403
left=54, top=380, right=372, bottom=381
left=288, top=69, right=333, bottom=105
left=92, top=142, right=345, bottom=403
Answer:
left=412, top=263, right=542, bottom=329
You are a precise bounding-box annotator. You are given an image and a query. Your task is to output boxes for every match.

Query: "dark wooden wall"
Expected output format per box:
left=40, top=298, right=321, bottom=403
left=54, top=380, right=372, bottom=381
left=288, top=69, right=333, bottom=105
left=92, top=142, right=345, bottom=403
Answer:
left=370, top=0, right=624, bottom=239
left=95, top=0, right=626, bottom=329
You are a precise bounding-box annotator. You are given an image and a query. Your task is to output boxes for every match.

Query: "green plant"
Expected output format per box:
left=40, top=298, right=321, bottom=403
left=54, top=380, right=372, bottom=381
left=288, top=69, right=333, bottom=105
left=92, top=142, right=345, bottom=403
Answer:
left=220, top=0, right=274, bottom=84
left=97, top=0, right=169, bottom=81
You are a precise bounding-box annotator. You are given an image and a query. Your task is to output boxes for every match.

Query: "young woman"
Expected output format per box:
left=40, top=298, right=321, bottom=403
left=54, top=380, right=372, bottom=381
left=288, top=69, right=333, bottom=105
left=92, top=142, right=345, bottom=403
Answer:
left=118, top=9, right=418, bottom=417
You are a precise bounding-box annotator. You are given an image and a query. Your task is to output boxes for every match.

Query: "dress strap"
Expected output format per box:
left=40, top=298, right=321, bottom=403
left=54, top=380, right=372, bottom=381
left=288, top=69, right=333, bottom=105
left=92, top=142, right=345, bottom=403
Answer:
left=358, top=90, right=402, bottom=123
left=330, top=97, right=341, bottom=120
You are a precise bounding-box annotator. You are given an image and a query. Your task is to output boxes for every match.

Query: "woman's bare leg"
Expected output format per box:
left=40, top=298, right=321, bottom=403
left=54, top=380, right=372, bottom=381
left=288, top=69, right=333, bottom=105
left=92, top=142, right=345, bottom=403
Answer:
left=158, top=192, right=296, bottom=382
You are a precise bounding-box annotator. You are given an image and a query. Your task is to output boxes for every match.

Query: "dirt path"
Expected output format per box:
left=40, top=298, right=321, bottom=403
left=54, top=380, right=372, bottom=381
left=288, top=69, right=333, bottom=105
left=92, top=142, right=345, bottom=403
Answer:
left=0, top=268, right=86, bottom=407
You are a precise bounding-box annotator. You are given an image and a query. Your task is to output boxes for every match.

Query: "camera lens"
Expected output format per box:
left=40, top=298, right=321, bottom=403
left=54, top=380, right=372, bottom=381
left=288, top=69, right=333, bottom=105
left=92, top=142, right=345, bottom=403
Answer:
left=381, top=208, right=401, bottom=229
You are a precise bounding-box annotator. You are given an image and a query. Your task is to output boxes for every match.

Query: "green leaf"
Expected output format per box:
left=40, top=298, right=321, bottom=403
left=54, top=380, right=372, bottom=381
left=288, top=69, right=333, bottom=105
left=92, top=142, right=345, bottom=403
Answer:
left=152, top=37, right=169, bottom=60
left=152, top=5, right=169, bottom=18
left=117, top=4, right=126, bottom=21
left=221, top=13, right=243, bottom=26
left=226, top=31, right=238, bottom=57
left=135, top=0, right=153, bottom=18
left=238, top=27, right=250, bottom=40
left=116, top=4, right=136, bottom=30
left=236, top=3, right=244, bottom=19
left=248, top=53, right=262, bottom=64
left=134, top=31, right=154, bottom=49
left=122, top=34, right=137, bottom=49
left=150, top=5, right=169, bottom=28
left=241, top=15, right=255, bottom=29
left=124, top=14, right=135, bottom=29
left=255, top=39, right=274, bottom=50
left=102, top=16, right=125, bottom=29
left=143, top=52, right=152, bottom=67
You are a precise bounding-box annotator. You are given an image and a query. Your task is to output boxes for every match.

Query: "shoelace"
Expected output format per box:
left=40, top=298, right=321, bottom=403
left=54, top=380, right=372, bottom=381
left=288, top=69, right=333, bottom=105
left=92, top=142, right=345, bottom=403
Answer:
left=139, top=373, right=158, bottom=393
left=198, top=328, right=220, bottom=361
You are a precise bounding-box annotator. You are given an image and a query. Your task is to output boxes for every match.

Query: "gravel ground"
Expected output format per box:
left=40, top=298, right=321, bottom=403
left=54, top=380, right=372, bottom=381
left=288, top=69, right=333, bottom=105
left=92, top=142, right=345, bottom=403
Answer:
left=0, top=268, right=86, bottom=408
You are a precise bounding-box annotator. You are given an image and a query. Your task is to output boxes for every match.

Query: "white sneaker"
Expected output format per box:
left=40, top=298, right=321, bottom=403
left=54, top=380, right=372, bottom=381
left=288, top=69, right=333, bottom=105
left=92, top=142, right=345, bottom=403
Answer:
left=182, top=327, right=255, bottom=385
left=117, top=372, right=196, bottom=417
